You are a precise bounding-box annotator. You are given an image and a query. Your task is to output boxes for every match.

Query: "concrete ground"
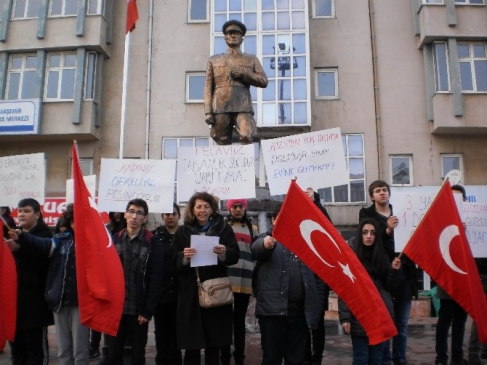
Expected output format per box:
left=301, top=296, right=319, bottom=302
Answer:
left=1, top=316, right=482, bottom=365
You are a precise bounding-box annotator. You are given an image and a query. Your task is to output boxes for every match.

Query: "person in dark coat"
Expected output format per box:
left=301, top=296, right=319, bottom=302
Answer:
left=5, top=198, right=54, bottom=365
left=359, top=180, right=418, bottom=365
left=152, top=203, right=182, bottom=365
left=172, top=192, right=239, bottom=365
left=339, top=218, right=401, bottom=365
left=252, top=204, right=326, bottom=365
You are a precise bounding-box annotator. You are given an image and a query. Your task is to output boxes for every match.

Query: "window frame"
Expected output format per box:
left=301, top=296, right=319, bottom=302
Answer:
left=44, top=52, right=77, bottom=101
left=188, top=0, right=209, bottom=23
left=5, top=53, right=38, bottom=100
left=441, top=154, right=463, bottom=181
left=84, top=52, right=97, bottom=100
left=457, top=42, right=487, bottom=93
left=185, top=72, right=206, bottom=103
left=422, top=0, right=444, bottom=4
left=49, top=0, right=77, bottom=17
left=390, top=155, right=413, bottom=187
left=315, top=68, right=338, bottom=99
left=86, top=0, right=104, bottom=15
left=433, top=41, right=451, bottom=93
left=11, top=0, right=41, bottom=19
left=70, top=158, right=93, bottom=177
left=312, top=0, right=335, bottom=18
left=454, top=0, right=484, bottom=4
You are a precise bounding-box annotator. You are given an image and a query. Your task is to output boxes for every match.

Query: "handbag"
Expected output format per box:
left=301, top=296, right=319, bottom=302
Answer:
left=196, top=267, right=234, bottom=308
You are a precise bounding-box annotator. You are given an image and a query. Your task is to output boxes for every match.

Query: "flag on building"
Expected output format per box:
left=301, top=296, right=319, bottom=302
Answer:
left=273, top=180, right=397, bottom=345
left=403, top=180, right=487, bottom=342
left=0, top=219, right=17, bottom=346
left=126, top=0, right=139, bottom=33
left=72, top=142, right=125, bottom=336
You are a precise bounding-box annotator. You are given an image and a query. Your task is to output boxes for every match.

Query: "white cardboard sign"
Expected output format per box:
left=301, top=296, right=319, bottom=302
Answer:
left=66, top=175, right=97, bottom=204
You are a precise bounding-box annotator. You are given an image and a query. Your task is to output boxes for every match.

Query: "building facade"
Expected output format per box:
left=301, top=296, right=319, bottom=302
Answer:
left=1, top=0, right=486, bottom=228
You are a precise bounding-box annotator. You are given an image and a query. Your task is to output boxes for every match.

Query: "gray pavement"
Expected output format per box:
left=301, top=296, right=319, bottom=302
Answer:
left=0, top=316, right=481, bottom=365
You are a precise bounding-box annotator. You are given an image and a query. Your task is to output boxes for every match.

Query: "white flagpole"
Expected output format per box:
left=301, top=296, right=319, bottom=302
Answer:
left=119, top=29, right=131, bottom=159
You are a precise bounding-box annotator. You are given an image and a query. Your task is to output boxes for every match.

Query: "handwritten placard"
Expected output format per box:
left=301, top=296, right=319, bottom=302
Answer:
left=98, top=159, right=176, bottom=213
left=0, top=152, right=45, bottom=206
left=66, top=175, right=97, bottom=204
left=177, top=144, right=256, bottom=202
left=390, top=186, right=487, bottom=257
left=261, top=128, right=349, bottom=196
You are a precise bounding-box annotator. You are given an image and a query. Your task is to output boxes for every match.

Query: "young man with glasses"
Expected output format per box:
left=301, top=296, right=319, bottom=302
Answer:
left=106, top=199, right=164, bottom=365
left=359, top=180, right=418, bottom=365
left=152, top=204, right=182, bottom=365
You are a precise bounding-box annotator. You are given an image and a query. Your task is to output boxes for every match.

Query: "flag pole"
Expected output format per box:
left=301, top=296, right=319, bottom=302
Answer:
left=0, top=215, right=13, bottom=231
left=119, top=33, right=131, bottom=159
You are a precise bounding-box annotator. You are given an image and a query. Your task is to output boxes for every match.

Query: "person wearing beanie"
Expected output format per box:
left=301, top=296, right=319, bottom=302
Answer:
left=220, top=198, right=257, bottom=365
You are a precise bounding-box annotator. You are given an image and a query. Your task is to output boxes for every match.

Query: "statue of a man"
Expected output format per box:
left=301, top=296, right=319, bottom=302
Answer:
left=204, top=20, right=268, bottom=145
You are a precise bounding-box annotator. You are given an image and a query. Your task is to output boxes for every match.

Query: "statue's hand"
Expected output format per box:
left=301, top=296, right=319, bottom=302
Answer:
left=205, top=114, right=215, bottom=126
left=231, top=68, right=244, bottom=80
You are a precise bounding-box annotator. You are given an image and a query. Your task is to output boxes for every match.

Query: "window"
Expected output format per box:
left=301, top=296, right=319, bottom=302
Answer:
left=186, top=72, right=206, bottom=102
left=433, top=42, right=450, bottom=92
left=50, top=0, right=77, bottom=16
left=455, top=0, right=484, bottom=4
left=6, top=54, right=37, bottom=100
left=313, top=0, right=334, bottom=17
left=12, top=0, right=40, bottom=18
left=189, top=0, right=208, bottom=22
left=315, top=68, right=338, bottom=99
left=390, top=155, right=413, bottom=186
left=45, top=53, right=77, bottom=101
left=457, top=43, right=487, bottom=92
left=422, top=0, right=443, bottom=4
left=318, top=134, right=366, bottom=204
left=71, top=158, right=93, bottom=177
left=441, top=154, right=463, bottom=180
left=84, top=52, right=97, bottom=100
left=87, top=0, right=103, bottom=15
left=213, top=0, right=309, bottom=127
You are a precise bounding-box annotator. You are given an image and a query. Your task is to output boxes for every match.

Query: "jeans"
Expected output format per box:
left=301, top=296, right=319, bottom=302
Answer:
left=383, top=270, right=412, bottom=364
left=53, top=306, right=90, bottom=365
left=351, top=335, right=384, bottom=365
left=258, top=306, right=309, bottom=365
left=106, top=314, right=149, bottom=365
left=468, top=274, right=487, bottom=358
left=154, top=302, right=182, bottom=365
left=435, top=299, right=468, bottom=362
left=220, top=293, right=250, bottom=363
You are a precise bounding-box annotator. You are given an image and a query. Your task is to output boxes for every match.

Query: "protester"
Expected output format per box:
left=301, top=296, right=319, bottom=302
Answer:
left=172, top=192, right=239, bottom=365
left=5, top=198, right=54, bottom=365
left=152, top=204, right=182, bottom=365
left=359, top=180, right=418, bottom=365
left=107, top=212, right=127, bottom=237
left=220, top=198, right=258, bottom=365
left=8, top=203, right=90, bottom=365
left=339, top=218, right=401, bottom=365
left=252, top=204, right=326, bottom=365
left=468, top=258, right=487, bottom=365
left=1, top=206, right=16, bottom=238
left=105, top=199, right=164, bottom=365
left=435, top=185, right=469, bottom=365
left=304, top=188, right=332, bottom=365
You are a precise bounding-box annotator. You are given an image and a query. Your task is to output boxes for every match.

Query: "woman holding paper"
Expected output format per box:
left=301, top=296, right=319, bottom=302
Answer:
left=172, top=192, right=239, bottom=365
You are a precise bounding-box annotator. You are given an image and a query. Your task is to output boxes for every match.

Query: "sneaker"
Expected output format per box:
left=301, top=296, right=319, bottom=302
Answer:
left=89, top=348, right=100, bottom=361
left=450, top=359, right=468, bottom=365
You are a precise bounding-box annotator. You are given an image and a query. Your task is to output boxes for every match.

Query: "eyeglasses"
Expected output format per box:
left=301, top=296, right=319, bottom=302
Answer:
left=126, top=210, right=146, bottom=217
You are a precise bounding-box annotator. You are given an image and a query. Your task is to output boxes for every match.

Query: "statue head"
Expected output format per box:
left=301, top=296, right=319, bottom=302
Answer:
left=222, top=19, right=247, bottom=36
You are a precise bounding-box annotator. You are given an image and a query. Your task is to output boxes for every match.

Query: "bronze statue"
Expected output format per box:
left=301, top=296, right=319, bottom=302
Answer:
left=204, top=20, right=268, bottom=145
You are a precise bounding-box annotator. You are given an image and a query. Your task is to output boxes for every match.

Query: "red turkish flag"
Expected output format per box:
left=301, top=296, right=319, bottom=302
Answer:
left=72, top=142, right=125, bottom=336
left=126, top=0, right=138, bottom=34
left=403, top=180, right=487, bottom=343
left=273, top=180, right=397, bottom=345
left=0, top=219, right=17, bottom=346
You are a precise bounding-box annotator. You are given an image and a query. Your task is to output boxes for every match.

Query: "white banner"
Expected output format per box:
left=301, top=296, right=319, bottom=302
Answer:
left=98, top=159, right=176, bottom=213
left=261, top=128, right=349, bottom=196
left=66, top=175, right=97, bottom=204
left=177, top=144, right=256, bottom=202
left=0, top=153, right=45, bottom=206
left=390, top=185, right=487, bottom=257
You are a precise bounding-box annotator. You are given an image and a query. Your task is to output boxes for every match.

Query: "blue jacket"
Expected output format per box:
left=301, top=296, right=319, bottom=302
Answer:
left=252, top=233, right=326, bottom=330
left=17, top=231, right=78, bottom=312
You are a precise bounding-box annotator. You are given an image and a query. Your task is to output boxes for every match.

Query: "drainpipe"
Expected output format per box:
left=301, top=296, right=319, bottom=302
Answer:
left=368, top=0, right=383, bottom=179
left=144, top=0, right=155, bottom=159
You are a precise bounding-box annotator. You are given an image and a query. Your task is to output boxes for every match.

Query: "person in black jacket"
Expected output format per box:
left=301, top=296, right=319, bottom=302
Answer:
left=339, top=218, right=401, bottom=365
left=5, top=198, right=54, bottom=365
left=106, top=198, right=164, bottom=365
left=252, top=204, right=326, bottom=365
left=152, top=203, right=182, bottom=365
left=359, top=180, right=418, bottom=365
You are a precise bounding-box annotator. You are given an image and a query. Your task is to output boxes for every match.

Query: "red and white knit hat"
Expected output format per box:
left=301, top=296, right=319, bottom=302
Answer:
left=226, top=199, right=248, bottom=211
